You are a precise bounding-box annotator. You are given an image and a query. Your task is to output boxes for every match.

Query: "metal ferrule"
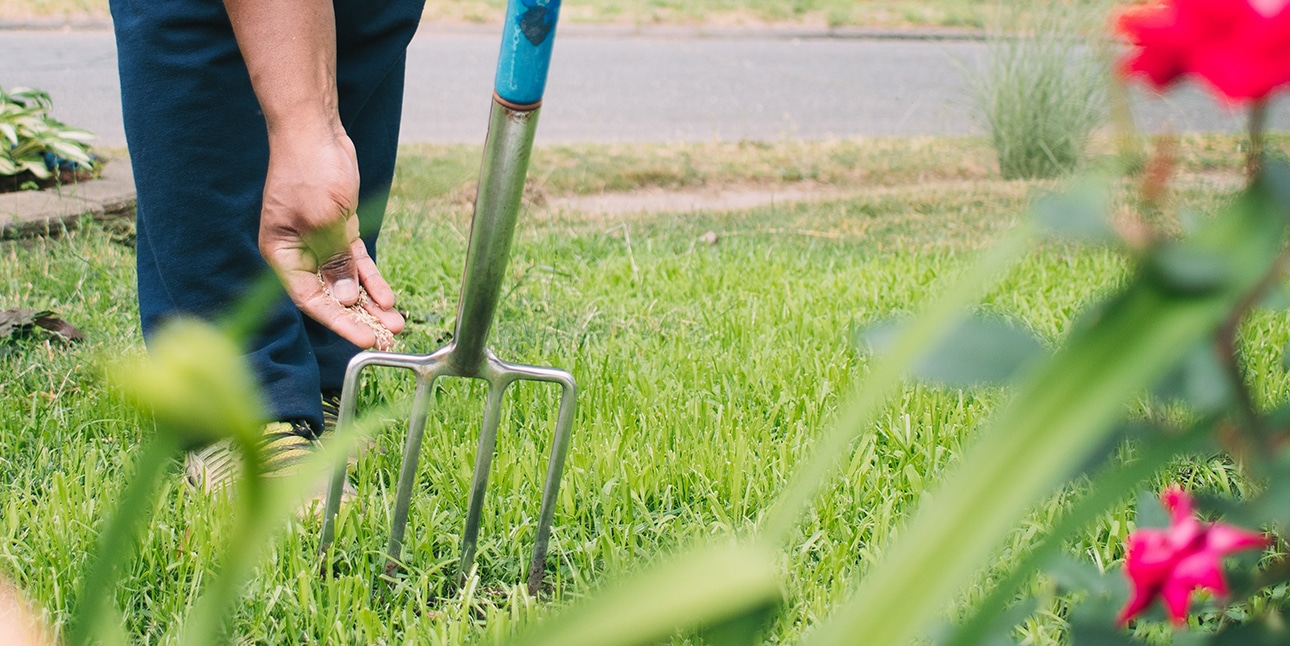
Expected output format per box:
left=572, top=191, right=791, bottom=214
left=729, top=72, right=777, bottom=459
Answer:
left=449, top=99, right=541, bottom=372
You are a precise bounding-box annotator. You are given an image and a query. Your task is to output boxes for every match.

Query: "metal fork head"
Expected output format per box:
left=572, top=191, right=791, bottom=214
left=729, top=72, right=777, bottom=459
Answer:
left=319, top=343, right=576, bottom=596
left=319, top=66, right=574, bottom=597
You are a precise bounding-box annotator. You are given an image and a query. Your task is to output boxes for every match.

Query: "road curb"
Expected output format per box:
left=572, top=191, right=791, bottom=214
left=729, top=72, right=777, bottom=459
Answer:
left=1, top=162, right=135, bottom=239
left=0, top=16, right=986, bottom=41
left=0, top=16, right=112, bottom=31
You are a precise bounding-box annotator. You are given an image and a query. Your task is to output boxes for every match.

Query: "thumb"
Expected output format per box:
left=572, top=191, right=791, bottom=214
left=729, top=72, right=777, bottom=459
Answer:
left=318, top=250, right=360, bottom=306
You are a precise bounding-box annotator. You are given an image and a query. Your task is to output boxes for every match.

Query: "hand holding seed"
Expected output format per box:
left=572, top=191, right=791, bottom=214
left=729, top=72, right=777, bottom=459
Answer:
left=256, top=130, right=404, bottom=349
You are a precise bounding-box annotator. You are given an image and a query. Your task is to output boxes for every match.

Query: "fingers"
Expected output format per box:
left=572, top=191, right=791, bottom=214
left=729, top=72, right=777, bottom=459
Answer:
left=366, top=296, right=406, bottom=335
left=312, top=221, right=404, bottom=329
left=318, top=251, right=360, bottom=306
left=270, top=241, right=403, bottom=349
left=310, top=217, right=361, bottom=306
left=280, top=267, right=380, bottom=348
left=352, top=240, right=394, bottom=309
left=349, top=239, right=405, bottom=334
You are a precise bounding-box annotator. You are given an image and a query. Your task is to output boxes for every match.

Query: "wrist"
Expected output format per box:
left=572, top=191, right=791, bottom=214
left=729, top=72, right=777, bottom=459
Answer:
left=265, top=116, right=349, bottom=162
left=264, top=101, right=343, bottom=144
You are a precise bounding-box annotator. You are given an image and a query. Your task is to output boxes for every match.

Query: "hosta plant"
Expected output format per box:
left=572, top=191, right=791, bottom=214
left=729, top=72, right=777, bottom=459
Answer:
left=0, top=85, right=98, bottom=190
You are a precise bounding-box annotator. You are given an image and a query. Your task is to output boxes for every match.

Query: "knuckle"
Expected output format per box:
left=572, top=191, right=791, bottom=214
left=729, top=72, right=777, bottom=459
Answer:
left=318, top=253, right=355, bottom=275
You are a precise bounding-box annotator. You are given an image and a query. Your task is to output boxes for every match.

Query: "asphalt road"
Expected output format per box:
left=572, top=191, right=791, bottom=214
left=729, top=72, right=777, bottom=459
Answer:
left=2, top=26, right=1286, bottom=148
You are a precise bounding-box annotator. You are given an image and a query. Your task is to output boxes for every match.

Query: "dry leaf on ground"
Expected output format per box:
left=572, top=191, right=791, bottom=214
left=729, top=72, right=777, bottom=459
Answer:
left=0, top=308, right=85, bottom=343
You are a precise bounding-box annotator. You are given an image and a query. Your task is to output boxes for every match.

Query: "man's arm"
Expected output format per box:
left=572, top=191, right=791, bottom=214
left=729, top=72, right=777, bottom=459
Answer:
left=224, top=0, right=405, bottom=347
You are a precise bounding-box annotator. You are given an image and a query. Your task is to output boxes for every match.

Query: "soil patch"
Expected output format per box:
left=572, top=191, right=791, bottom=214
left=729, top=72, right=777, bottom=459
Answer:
left=547, top=183, right=855, bottom=215
left=0, top=167, right=100, bottom=195
left=545, top=172, right=1249, bottom=217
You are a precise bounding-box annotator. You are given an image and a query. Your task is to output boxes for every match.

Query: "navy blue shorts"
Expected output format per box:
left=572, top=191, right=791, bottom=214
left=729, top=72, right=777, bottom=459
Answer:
left=111, top=0, right=425, bottom=433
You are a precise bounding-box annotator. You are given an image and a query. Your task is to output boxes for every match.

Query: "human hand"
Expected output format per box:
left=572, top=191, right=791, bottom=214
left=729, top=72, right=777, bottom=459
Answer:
left=257, top=128, right=405, bottom=348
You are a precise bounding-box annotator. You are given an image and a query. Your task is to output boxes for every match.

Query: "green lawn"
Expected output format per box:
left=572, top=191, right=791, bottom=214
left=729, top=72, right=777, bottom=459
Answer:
left=1, top=135, right=1279, bottom=643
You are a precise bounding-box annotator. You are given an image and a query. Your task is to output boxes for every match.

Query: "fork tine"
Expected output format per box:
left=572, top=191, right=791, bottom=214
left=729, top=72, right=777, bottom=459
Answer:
left=459, top=380, right=509, bottom=581
left=384, top=373, right=438, bottom=576
left=528, top=374, right=577, bottom=595
left=320, top=356, right=369, bottom=550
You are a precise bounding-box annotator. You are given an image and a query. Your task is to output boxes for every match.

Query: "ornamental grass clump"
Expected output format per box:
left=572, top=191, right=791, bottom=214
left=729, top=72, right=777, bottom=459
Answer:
left=963, top=0, right=1108, bottom=180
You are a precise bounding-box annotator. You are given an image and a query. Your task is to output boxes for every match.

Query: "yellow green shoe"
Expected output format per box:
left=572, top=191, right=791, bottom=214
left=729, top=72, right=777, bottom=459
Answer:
left=183, top=421, right=356, bottom=508
left=321, top=391, right=342, bottom=436
left=321, top=390, right=379, bottom=462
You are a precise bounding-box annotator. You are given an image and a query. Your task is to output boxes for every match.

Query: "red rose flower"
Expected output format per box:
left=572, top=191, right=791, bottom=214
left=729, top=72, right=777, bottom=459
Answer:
left=1116, top=0, right=1290, bottom=101
left=1117, top=486, right=1270, bottom=626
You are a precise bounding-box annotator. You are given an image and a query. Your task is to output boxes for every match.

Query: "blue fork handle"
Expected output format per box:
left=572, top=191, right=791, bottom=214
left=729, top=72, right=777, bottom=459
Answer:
left=494, top=0, right=562, bottom=107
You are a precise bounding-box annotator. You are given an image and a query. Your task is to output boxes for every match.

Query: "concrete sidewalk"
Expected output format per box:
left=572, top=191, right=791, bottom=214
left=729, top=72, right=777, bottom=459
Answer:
left=0, top=163, right=134, bottom=239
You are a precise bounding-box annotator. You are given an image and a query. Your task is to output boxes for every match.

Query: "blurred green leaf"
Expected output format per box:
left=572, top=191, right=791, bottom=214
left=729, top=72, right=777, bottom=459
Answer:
left=512, top=544, right=780, bottom=646
left=1032, top=182, right=1114, bottom=242
left=177, top=402, right=390, bottom=646
left=1172, top=633, right=1211, bottom=646
left=695, top=599, right=777, bottom=646
left=975, top=600, right=1039, bottom=646
left=857, top=314, right=1048, bottom=388
left=112, top=317, right=268, bottom=449
left=944, top=416, right=1212, bottom=646
left=1209, top=619, right=1290, bottom=646
left=67, top=435, right=178, bottom=646
left=1135, top=488, right=1170, bottom=529
left=1259, top=152, right=1290, bottom=211
left=1047, top=554, right=1118, bottom=597
left=1257, top=281, right=1290, bottom=311
left=931, top=597, right=1038, bottom=646
left=761, top=228, right=1036, bottom=545
left=217, top=271, right=289, bottom=345
left=1067, top=621, right=1140, bottom=646
left=1152, top=341, right=1232, bottom=413
left=1065, top=573, right=1135, bottom=646
left=1210, top=464, right=1290, bottom=536
left=1147, top=244, right=1233, bottom=295
left=1177, top=207, right=1205, bottom=235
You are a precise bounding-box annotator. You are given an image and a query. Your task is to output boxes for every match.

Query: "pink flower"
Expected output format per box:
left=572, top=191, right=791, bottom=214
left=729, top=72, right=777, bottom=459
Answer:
left=1115, top=0, right=1290, bottom=102
left=1117, top=485, right=1270, bottom=626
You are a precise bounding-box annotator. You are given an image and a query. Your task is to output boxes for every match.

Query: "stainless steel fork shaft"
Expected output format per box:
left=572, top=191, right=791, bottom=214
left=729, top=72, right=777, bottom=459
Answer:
left=451, top=100, right=539, bottom=372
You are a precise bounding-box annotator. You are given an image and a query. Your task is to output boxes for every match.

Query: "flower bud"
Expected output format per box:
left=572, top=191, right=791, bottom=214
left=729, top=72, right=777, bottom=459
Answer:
left=113, top=318, right=267, bottom=449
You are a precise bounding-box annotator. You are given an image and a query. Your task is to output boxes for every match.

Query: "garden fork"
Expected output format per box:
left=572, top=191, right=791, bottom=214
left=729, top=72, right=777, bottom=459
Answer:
left=320, top=0, right=574, bottom=596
